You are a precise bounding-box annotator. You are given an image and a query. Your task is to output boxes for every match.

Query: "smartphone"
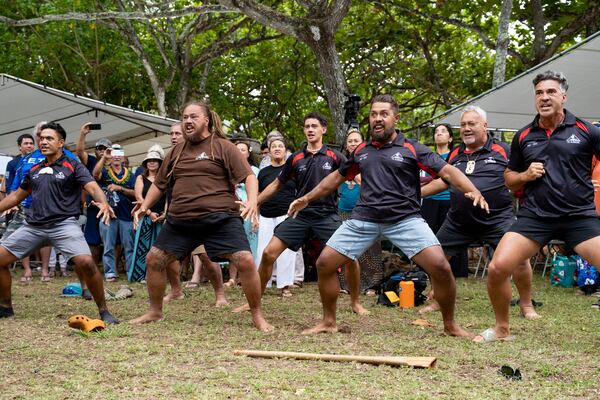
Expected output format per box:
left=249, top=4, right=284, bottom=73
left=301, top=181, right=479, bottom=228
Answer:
left=112, top=149, right=125, bottom=157
left=88, top=123, right=102, bottom=130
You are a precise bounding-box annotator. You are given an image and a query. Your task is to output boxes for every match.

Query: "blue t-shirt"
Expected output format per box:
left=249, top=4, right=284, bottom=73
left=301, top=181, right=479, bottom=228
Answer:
left=11, top=148, right=78, bottom=208
left=100, top=167, right=135, bottom=221
left=338, top=181, right=361, bottom=212
left=4, top=156, right=22, bottom=194
left=422, top=151, right=451, bottom=201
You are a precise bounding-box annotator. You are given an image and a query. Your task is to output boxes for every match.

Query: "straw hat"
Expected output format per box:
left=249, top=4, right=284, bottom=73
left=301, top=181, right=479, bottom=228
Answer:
left=142, top=144, right=165, bottom=166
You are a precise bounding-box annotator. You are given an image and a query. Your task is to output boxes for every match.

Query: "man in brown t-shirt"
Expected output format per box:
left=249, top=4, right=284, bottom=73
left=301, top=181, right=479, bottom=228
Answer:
left=130, top=102, right=272, bottom=332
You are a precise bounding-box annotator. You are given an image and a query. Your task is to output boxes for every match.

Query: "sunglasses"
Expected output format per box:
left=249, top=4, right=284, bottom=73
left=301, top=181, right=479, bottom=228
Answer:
left=498, top=365, right=522, bottom=381
left=95, top=146, right=107, bottom=151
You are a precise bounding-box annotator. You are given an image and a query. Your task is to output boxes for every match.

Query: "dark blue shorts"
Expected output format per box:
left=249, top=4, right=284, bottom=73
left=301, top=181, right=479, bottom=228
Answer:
left=273, top=209, right=341, bottom=252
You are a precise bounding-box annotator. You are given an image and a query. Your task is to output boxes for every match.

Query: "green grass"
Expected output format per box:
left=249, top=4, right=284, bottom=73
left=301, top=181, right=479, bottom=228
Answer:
left=1, top=271, right=599, bottom=399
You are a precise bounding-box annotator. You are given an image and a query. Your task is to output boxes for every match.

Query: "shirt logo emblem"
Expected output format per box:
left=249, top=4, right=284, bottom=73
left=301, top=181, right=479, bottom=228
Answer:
left=391, top=152, right=404, bottom=162
left=196, top=152, right=209, bottom=160
left=358, top=153, right=368, bottom=161
left=566, top=134, right=580, bottom=144
left=38, top=167, right=54, bottom=175
left=322, top=162, right=332, bottom=170
left=484, top=157, right=496, bottom=164
left=55, top=171, right=66, bottom=179
left=526, top=141, right=538, bottom=147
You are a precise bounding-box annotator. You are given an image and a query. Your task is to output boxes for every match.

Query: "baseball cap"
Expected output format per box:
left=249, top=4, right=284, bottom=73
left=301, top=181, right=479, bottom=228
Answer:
left=95, top=138, right=112, bottom=148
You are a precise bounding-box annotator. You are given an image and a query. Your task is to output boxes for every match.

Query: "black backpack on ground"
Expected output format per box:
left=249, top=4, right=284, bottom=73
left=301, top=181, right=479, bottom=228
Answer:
left=377, top=268, right=428, bottom=307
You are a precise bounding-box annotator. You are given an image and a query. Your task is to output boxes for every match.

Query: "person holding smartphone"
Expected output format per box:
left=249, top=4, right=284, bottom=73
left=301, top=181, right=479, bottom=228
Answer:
left=92, top=144, right=136, bottom=282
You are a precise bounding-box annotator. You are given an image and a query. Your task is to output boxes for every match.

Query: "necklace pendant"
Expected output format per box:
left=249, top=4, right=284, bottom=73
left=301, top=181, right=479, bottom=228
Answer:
left=465, top=160, right=476, bottom=175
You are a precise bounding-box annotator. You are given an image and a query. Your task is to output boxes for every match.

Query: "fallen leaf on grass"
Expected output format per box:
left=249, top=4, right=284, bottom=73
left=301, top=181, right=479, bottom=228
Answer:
left=411, top=319, right=432, bottom=327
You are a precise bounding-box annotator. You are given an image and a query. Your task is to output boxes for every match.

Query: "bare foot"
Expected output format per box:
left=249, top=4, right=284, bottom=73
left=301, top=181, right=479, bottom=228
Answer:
left=520, top=305, right=541, bottom=320
left=251, top=313, right=274, bottom=332
left=215, top=297, right=229, bottom=308
left=419, top=301, right=441, bottom=314
left=232, top=303, right=250, bottom=313
left=351, top=302, right=370, bottom=315
left=224, top=279, right=235, bottom=288
left=163, top=292, right=185, bottom=303
left=443, top=323, right=474, bottom=338
left=129, top=311, right=163, bottom=325
left=301, top=320, right=338, bottom=335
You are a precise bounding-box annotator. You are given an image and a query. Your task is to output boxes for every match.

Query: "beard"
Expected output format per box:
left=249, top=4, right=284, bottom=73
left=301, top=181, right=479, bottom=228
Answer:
left=370, top=125, right=396, bottom=143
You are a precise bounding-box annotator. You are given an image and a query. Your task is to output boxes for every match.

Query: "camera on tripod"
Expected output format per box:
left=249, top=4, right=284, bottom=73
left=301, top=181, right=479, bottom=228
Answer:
left=343, top=93, right=361, bottom=129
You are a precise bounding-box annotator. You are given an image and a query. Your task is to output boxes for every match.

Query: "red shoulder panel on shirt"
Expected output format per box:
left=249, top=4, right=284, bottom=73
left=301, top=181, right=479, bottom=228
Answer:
left=403, top=142, right=416, bottom=157
left=62, top=160, right=75, bottom=172
left=518, top=127, right=531, bottom=144
left=491, top=143, right=508, bottom=160
left=30, top=163, right=42, bottom=172
left=325, top=149, right=338, bottom=163
left=448, top=147, right=460, bottom=163
left=576, top=120, right=589, bottom=134
left=291, top=152, right=305, bottom=167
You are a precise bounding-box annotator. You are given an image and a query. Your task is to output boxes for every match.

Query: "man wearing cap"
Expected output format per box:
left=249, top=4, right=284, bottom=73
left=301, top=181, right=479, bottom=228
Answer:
left=92, top=143, right=136, bottom=281
left=76, top=123, right=113, bottom=268
left=10, top=121, right=79, bottom=281
left=0, top=122, right=118, bottom=324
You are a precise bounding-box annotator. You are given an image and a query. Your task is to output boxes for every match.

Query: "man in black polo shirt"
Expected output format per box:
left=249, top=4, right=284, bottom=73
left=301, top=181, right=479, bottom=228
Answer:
left=0, top=122, right=118, bottom=323
left=421, top=105, right=539, bottom=319
left=236, top=112, right=367, bottom=315
left=477, top=70, right=600, bottom=342
left=289, top=95, right=488, bottom=336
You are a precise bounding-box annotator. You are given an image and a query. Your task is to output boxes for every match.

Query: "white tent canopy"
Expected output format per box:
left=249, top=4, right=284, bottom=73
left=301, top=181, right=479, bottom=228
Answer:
left=0, top=74, right=179, bottom=166
left=421, top=31, right=600, bottom=133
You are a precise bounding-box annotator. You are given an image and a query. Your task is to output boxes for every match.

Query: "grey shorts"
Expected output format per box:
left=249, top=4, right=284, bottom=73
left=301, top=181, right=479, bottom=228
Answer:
left=0, top=217, right=91, bottom=261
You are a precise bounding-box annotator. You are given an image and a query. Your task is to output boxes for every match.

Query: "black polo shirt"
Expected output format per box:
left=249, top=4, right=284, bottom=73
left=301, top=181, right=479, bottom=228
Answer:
left=340, top=131, right=447, bottom=223
left=509, top=109, right=600, bottom=218
left=278, top=144, right=345, bottom=214
left=20, top=154, right=93, bottom=226
left=445, top=138, right=513, bottom=227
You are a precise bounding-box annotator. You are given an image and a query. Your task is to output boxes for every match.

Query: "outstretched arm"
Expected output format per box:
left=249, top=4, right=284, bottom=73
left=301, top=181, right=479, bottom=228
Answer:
left=438, top=164, right=488, bottom=212
left=288, top=171, right=346, bottom=217
left=421, top=178, right=449, bottom=198
left=0, top=189, right=29, bottom=214
left=84, top=181, right=115, bottom=224
left=76, top=123, right=91, bottom=166
left=257, top=178, right=283, bottom=205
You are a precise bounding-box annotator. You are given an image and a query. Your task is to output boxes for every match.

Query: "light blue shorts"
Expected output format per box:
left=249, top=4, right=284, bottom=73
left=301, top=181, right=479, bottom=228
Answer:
left=326, top=216, right=440, bottom=260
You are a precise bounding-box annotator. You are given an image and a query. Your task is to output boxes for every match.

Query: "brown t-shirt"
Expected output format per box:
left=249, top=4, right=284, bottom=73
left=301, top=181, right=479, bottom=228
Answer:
left=155, top=135, right=252, bottom=219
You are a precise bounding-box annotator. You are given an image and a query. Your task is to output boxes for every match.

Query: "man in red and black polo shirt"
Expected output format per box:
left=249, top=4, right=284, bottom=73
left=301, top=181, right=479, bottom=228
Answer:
left=243, top=112, right=367, bottom=315
left=421, top=106, right=539, bottom=319
left=289, top=95, right=488, bottom=336
left=0, top=122, right=118, bottom=323
left=478, top=70, right=600, bottom=342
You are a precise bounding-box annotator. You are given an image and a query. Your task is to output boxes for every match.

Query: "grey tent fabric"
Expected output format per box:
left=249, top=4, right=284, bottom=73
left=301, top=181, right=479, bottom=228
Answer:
left=0, top=74, right=178, bottom=165
left=419, top=31, right=600, bottom=132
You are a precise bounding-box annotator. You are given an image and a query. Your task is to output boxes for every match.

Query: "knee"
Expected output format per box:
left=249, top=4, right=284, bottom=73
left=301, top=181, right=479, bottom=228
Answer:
left=426, top=256, right=453, bottom=280
left=261, top=246, right=279, bottom=264
left=235, top=252, right=255, bottom=271
left=77, top=257, right=97, bottom=276
left=146, top=248, right=167, bottom=271
left=315, top=254, right=336, bottom=273
left=486, top=260, right=510, bottom=282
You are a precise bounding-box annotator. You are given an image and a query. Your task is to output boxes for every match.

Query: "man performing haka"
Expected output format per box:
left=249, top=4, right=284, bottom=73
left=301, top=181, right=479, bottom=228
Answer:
left=234, top=112, right=367, bottom=315
left=421, top=106, right=539, bottom=320
left=288, top=95, right=487, bottom=336
left=476, top=70, right=600, bottom=342
left=0, top=122, right=118, bottom=324
left=130, top=101, right=271, bottom=331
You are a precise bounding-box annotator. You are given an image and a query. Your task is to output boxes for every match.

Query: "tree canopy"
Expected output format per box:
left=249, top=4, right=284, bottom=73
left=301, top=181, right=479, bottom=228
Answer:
left=1, top=0, right=598, bottom=147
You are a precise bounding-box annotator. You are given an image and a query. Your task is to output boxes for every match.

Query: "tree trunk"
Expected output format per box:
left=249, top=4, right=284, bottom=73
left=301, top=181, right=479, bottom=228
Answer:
left=492, top=0, right=513, bottom=88
left=530, top=0, right=546, bottom=66
left=299, top=24, right=348, bottom=144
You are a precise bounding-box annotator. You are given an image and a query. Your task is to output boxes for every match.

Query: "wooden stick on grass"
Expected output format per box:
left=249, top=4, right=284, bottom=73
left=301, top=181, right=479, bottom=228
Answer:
left=233, top=349, right=436, bottom=368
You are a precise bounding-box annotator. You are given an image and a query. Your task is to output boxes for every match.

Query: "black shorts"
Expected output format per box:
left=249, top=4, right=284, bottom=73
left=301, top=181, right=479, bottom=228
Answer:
left=153, top=213, right=250, bottom=261
left=273, top=209, right=342, bottom=252
left=508, top=215, right=600, bottom=252
left=437, top=217, right=515, bottom=257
